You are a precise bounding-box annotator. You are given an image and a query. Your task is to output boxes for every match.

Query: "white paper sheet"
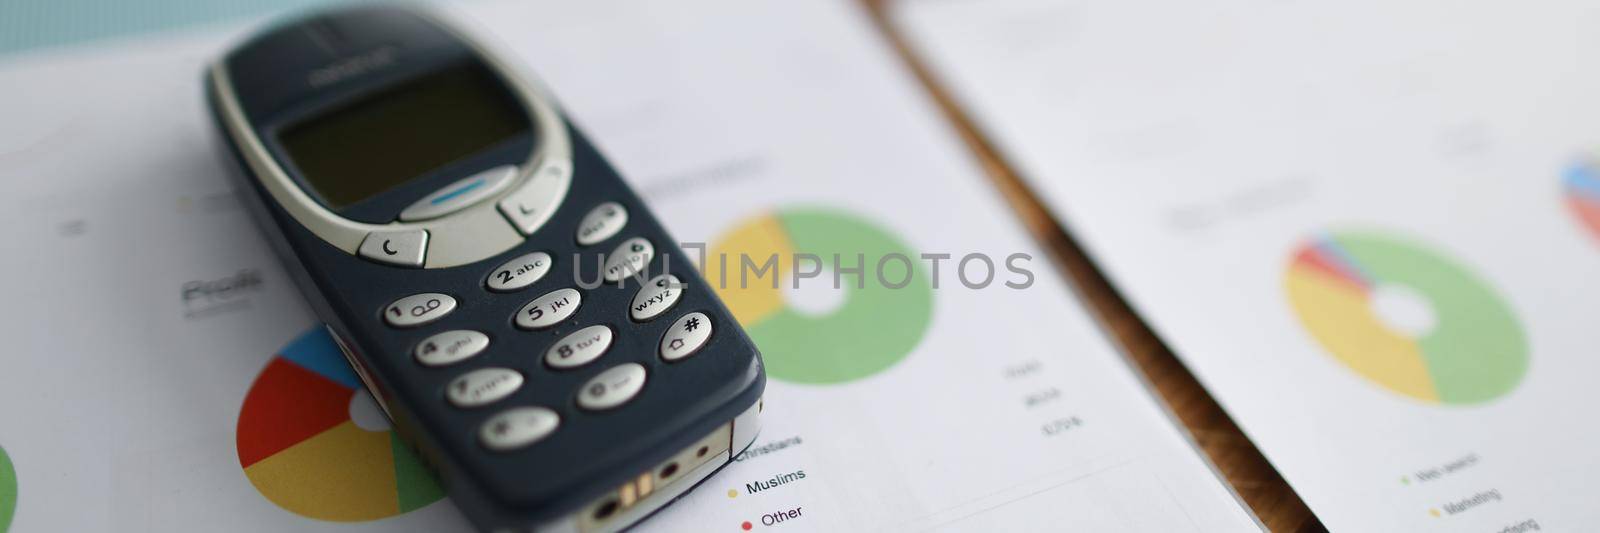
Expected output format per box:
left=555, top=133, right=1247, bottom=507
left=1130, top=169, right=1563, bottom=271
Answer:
left=894, top=0, right=1600, bottom=531
left=0, top=0, right=1258, bottom=530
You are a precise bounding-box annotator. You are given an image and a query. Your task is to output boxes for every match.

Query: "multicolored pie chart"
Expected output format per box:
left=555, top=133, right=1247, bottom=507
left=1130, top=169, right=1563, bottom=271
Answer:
left=236, top=328, right=443, bottom=521
left=1284, top=232, right=1527, bottom=404
left=1565, top=157, right=1600, bottom=242
left=706, top=208, right=933, bottom=384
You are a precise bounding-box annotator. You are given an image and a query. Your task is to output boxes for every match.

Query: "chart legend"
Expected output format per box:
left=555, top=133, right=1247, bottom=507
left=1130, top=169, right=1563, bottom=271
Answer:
left=706, top=208, right=932, bottom=384
left=235, top=328, right=444, bottom=521
left=1285, top=232, right=1527, bottom=404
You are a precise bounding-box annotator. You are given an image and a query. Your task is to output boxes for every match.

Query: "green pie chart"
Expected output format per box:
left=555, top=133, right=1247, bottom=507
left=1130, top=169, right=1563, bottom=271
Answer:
left=707, top=208, right=933, bottom=384
left=0, top=445, right=15, bottom=532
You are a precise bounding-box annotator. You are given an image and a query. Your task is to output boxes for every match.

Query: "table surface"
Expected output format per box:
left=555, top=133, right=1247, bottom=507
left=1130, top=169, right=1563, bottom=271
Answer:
left=860, top=2, right=1326, bottom=530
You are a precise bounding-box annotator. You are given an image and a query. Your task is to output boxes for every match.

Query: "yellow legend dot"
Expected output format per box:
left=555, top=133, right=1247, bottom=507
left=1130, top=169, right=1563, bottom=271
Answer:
left=1429, top=509, right=1441, bottom=518
left=727, top=489, right=739, bottom=499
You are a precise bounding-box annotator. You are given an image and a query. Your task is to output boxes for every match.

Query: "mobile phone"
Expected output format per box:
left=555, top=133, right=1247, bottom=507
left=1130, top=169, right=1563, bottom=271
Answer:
left=206, top=5, right=765, bottom=531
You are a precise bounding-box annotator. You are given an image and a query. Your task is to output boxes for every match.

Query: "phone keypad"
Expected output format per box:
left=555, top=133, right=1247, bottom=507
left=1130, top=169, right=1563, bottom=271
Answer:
left=486, top=251, right=552, bottom=292
left=480, top=407, right=561, bottom=452
left=515, top=288, right=582, bottom=330
left=447, top=367, right=523, bottom=408
left=381, top=199, right=722, bottom=452
left=630, top=275, right=681, bottom=321
left=602, top=237, right=654, bottom=282
left=384, top=293, right=456, bottom=327
left=575, top=202, right=628, bottom=246
left=577, top=363, right=647, bottom=411
left=660, top=312, right=713, bottom=362
left=414, top=330, right=489, bottom=367
left=360, top=229, right=428, bottom=267
left=544, top=325, right=613, bottom=369
left=497, top=160, right=569, bottom=235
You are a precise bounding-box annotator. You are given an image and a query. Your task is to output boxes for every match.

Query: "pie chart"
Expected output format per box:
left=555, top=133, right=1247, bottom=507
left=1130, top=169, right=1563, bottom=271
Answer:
left=1565, top=157, right=1600, bottom=242
left=706, top=208, right=933, bottom=384
left=1284, top=232, right=1527, bottom=404
left=0, top=445, right=14, bottom=532
left=236, top=328, right=444, bottom=521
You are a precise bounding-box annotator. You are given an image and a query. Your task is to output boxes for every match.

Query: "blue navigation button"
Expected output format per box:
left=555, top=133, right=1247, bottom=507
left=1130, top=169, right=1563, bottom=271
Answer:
left=431, top=178, right=488, bottom=205
left=398, top=165, right=519, bottom=222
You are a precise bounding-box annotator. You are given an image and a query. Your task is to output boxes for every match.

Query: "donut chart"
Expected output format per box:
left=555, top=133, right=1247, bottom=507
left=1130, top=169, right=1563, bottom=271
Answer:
left=1565, top=158, right=1600, bottom=242
left=236, top=328, right=444, bottom=521
left=0, top=445, right=14, bottom=533
left=1284, top=232, right=1527, bottom=404
left=707, top=208, right=933, bottom=384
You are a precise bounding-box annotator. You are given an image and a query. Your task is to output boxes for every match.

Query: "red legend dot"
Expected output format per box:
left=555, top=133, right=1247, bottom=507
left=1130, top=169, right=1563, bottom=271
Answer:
left=741, top=521, right=753, bottom=531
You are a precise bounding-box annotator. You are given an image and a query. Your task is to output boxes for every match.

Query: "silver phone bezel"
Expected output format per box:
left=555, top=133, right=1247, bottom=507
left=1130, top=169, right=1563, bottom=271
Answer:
left=208, top=9, right=572, bottom=269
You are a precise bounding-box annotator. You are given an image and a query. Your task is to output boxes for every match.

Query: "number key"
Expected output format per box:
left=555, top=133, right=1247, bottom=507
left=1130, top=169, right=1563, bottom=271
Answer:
left=415, top=330, right=489, bottom=367
left=515, top=288, right=582, bottom=330
left=486, top=251, right=552, bottom=292
left=383, top=293, right=457, bottom=327
left=577, top=363, right=647, bottom=410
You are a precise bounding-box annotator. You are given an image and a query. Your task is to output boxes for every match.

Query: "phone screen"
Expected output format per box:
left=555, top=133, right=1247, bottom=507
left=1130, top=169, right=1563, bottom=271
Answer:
left=279, top=61, right=531, bottom=209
